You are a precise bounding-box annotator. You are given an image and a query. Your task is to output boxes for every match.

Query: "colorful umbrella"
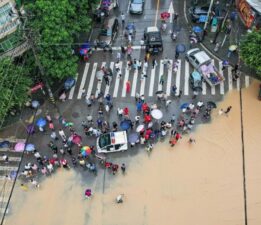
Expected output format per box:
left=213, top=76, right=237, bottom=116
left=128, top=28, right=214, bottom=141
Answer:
left=136, top=124, right=145, bottom=133
left=79, top=48, right=88, bottom=56
left=81, top=146, right=92, bottom=157
left=25, top=143, right=35, bottom=152
left=176, top=44, right=186, bottom=53
left=36, top=117, right=47, bottom=127
left=31, top=100, right=40, bottom=109
left=160, top=12, right=170, bottom=20
left=192, top=26, right=203, bottom=33
left=0, top=141, right=10, bottom=148
left=72, top=134, right=82, bottom=145
left=151, top=109, right=163, bottom=120
left=120, top=120, right=131, bottom=130
left=14, top=142, right=25, bottom=152
left=180, top=103, right=189, bottom=109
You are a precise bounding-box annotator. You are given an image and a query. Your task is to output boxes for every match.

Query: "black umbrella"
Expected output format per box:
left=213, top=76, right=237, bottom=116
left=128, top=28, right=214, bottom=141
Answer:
left=207, top=101, right=217, bottom=109
left=155, top=90, right=164, bottom=95
left=193, top=86, right=203, bottom=92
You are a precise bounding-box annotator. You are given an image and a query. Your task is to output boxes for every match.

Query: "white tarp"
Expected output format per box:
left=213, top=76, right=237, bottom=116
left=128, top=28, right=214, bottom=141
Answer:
left=247, top=0, right=261, bottom=14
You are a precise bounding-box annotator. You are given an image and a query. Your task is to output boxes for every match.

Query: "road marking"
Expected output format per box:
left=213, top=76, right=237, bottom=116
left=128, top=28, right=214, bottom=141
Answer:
left=140, top=70, right=146, bottom=96
left=219, top=61, right=225, bottom=95
left=184, top=61, right=189, bottom=95
left=175, top=59, right=181, bottom=96
left=95, top=62, right=106, bottom=98
left=0, top=166, right=18, bottom=172
left=0, top=157, right=21, bottom=162
left=113, top=61, right=123, bottom=97
left=131, top=69, right=138, bottom=97
left=245, top=76, right=249, bottom=87
left=166, top=60, right=173, bottom=96
left=158, top=60, right=164, bottom=91
left=122, top=66, right=130, bottom=97
left=127, top=0, right=130, bottom=13
left=237, top=76, right=240, bottom=91
left=149, top=66, right=156, bottom=96
left=104, top=62, right=114, bottom=96
left=168, top=2, right=174, bottom=23
left=184, top=0, right=189, bottom=24
left=86, top=63, right=98, bottom=99
left=228, top=66, right=233, bottom=91
left=77, top=63, right=89, bottom=99
left=68, top=73, right=79, bottom=99
left=155, top=0, right=160, bottom=26
left=211, top=60, right=216, bottom=95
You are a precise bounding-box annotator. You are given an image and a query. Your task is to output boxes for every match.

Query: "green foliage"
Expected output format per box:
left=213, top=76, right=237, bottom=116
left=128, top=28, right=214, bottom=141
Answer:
left=240, top=30, right=261, bottom=78
left=25, top=0, right=93, bottom=80
left=0, top=58, right=32, bottom=122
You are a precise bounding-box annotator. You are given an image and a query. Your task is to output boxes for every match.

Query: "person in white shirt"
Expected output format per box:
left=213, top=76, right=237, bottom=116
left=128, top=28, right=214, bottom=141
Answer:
left=58, top=129, right=66, bottom=140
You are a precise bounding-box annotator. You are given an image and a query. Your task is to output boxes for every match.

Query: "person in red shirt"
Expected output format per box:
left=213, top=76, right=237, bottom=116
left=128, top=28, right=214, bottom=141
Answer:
left=175, top=132, right=182, bottom=141
left=123, top=107, right=129, bottom=116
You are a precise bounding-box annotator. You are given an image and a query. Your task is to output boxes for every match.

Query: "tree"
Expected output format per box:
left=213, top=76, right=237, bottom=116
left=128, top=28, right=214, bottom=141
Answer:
left=240, top=30, right=261, bottom=78
left=0, top=58, right=32, bottom=124
left=24, top=0, right=94, bottom=80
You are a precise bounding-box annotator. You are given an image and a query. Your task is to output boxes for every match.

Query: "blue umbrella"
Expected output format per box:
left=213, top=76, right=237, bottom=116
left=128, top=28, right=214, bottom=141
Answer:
left=176, top=44, right=186, bottom=53
left=64, top=77, right=76, bottom=90
left=120, top=120, right=131, bottom=130
left=180, top=103, right=189, bottom=109
left=36, top=117, right=47, bottom=127
left=25, top=143, right=35, bottom=152
left=192, top=26, right=203, bottom=33
left=31, top=100, right=40, bottom=109
left=128, top=133, right=139, bottom=143
left=0, top=141, right=10, bottom=148
left=81, top=42, right=91, bottom=49
left=126, top=23, right=135, bottom=31
left=199, top=15, right=207, bottom=23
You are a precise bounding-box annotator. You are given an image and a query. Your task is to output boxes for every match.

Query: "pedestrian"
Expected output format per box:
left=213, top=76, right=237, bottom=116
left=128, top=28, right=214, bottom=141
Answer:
left=2, top=154, right=8, bottom=163
left=218, top=109, right=224, bottom=116
left=173, top=12, right=179, bottom=22
left=104, top=75, right=110, bottom=85
left=121, top=45, right=126, bottom=54
left=127, top=60, right=133, bottom=70
left=126, top=80, right=131, bottom=93
left=166, top=99, right=172, bottom=108
left=121, top=13, right=125, bottom=26
left=224, top=106, right=232, bottom=115
left=50, top=131, right=58, bottom=140
left=135, top=115, right=140, bottom=125
left=140, top=38, right=144, bottom=46
left=112, top=164, right=119, bottom=175
left=49, top=121, right=54, bottom=130
left=144, top=60, right=148, bottom=71
left=177, top=90, right=182, bottom=98
left=169, top=137, right=177, bottom=147
left=159, top=74, right=165, bottom=85
left=115, top=60, right=120, bottom=73
left=145, top=52, right=150, bottom=61
left=175, top=51, right=179, bottom=59
left=58, top=128, right=66, bottom=141
left=127, top=45, right=133, bottom=58
left=222, top=60, right=229, bottom=70
left=128, top=33, right=132, bottom=43
left=116, top=52, right=121, bottom=61
left=85, top=189, right=92, bottom=199
left=137, top=60, right=142, bottom=70
left=188, top=137, right=196, bottom=144
left=232, top=63, right=239, bottom=73
left=133, top=59, right=138, bottom=70
left=152, top=58, right=158, bottom=69
left=121, top=163, right=126, bottom=174
left=117, top=108, right=123, bottom=118
left=171, top=114, right=176, bottom=124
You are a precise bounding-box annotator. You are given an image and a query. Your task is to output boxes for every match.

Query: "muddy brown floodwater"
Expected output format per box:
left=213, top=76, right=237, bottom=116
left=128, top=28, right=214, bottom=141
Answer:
left=5, top=81, right=261, bottom=225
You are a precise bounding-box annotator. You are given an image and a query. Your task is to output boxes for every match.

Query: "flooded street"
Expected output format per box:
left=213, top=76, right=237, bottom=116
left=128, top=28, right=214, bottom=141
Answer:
left=5, top=81, right=261, bottom=225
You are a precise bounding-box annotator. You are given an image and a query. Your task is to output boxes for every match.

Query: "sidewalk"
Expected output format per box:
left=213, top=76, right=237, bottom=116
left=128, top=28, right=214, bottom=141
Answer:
left=185, top=2, right=257, bottom=77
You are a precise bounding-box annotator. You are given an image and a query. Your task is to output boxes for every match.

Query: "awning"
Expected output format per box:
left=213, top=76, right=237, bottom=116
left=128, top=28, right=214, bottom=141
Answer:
left=247, top=0, right=261, bottom=14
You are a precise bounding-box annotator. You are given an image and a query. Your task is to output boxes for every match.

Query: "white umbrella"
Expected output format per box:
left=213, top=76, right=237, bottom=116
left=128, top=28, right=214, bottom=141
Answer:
left=136, top=124, right=145, bottom=132
left=96, top=70, right=104, bottom=80
left=151, top=109, right=163, bottom=120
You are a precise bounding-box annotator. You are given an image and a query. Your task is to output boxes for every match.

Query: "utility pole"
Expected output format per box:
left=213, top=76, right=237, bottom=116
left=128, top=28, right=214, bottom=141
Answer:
left=202, top=0, right=214, bottom=40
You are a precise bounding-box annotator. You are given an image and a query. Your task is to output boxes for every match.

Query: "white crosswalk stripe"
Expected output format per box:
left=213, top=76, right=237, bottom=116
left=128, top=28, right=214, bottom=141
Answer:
left=184, top=61, right=189, bottom=95
left=95, top=62, right=106, bottom=98
left=69, top=73, right=79, bottom=100
left=113, top=62, right=122, bottom=97
left=86, top=63, right=98, bottom=99
left=228, top=66, right=233, bottom=91
left=211, top=60, right=216, bottom=95
left=77, top=63, right=89, bottom=99
left=122, top=67, right=130, bottom=97
left=175, top=59, right=181, bottom=96
left=166, top=60, right=173, bottom=96
left=149, top=66, right=156, bottom=96
left=69, top=59, right=251, bottom=100
left=104, top=62, right=114, bottom=96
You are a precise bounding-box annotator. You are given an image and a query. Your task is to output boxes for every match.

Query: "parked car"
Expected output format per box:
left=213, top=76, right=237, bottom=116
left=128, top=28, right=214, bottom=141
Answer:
left=97, top=131, right=128, bottom=153
left=186, top=48, right=225, bottom=86
left=129, top=0, right=144, bottom=14
left=189, top=6, right=208, bottom=22
left=98, top=17, right=119, bottom=50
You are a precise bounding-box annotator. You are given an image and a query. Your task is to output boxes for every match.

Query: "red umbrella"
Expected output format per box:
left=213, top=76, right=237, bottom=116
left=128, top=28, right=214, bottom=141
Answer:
left=123, top=107, right=129, bottom=116
left=72, top=134, right=82, bottom=145
left=144, top=115, right=152, bottom=123
left=160, top=12, right=170, bottom=20
left=142, top=103, right=149, bottom=112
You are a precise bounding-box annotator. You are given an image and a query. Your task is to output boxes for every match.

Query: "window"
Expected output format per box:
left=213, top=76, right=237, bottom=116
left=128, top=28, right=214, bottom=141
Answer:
left=99, top=134, right=111, bottom=148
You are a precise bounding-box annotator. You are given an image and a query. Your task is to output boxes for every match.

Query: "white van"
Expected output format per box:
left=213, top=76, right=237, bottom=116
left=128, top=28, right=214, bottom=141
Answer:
left=97, top=131, right=128, bottom=154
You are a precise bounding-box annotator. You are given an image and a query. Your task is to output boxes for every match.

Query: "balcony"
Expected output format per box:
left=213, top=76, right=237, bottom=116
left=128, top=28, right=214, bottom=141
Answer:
left=0, top=39, right=30, bottom=58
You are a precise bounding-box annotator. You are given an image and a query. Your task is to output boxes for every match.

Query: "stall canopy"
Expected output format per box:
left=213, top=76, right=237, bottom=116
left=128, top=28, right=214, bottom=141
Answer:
left=247, top=0, right=261, bottom=14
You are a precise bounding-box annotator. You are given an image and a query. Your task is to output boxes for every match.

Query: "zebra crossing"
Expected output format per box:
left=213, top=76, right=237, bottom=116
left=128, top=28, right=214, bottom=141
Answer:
left=68, top=58, right=251, bottom=100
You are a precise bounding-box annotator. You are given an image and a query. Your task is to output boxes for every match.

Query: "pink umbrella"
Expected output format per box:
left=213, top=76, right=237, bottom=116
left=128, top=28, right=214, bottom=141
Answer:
left=72, top=134, right=82, bottom=145
left=14, top=142, right=25, bottom=152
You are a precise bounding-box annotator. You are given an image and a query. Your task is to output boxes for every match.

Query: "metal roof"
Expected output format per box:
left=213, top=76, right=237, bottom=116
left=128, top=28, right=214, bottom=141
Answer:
left=247, top=0, right=261, bottom=14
